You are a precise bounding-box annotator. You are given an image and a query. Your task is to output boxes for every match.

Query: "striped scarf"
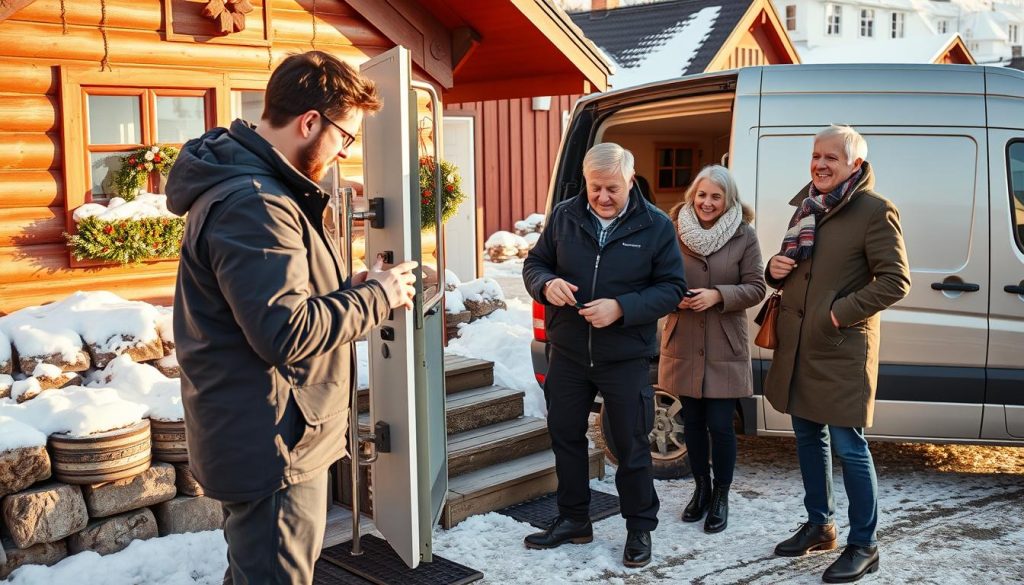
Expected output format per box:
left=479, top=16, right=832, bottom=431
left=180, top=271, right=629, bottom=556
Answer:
left=780, top=168, right=863, bottom=260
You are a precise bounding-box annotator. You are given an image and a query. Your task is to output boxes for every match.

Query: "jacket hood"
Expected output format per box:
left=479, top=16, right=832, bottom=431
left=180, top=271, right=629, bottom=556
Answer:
left=165, top=119, right=323, bottom=216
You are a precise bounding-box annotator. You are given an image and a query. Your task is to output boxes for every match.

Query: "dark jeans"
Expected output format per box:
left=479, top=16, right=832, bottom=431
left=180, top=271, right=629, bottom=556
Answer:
left=221, top=471, right=329, bottom=585
left=681, top=397, right=737, bottom=485
left=545, top=349, right=660, bottom=531
left=791, top=415, right=879, bottom=547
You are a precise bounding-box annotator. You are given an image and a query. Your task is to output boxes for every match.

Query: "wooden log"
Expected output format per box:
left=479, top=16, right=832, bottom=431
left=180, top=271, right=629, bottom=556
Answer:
left=150, top=419, right=188, bottom=463
left=0, top=95, right=58, bottom=133
left=0, top=242, right=181, bottom=280
left=0, top=62, right=57, bottom=95
left=48, top=419, right=152, bottom=485
left=0, top=132, right=60, bottom=171
left=0, top=207, right=64, bottom=247
left=0, top=277, right=175, bottom=315
left=269, top=0, right=362, bottom=16
left=0, top=21, right=377, bottom=71
left=0, top=171, right=64, bottom=208
left=271, top=10, right=390, bottom=47
left=12, top=0, right=164, bottom=31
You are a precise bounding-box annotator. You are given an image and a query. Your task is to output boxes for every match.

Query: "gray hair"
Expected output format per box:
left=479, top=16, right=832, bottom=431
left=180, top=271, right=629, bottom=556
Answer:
left=683, top=164, right=740, bottom=211
left=583, top=142, right=635, bottom=182
left=816, top=124, right=868, bottom=162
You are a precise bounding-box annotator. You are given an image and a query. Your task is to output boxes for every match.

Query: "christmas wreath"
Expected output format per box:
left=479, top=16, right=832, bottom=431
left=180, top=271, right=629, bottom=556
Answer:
left=111, top=145, right=179, bottom=200
left=418, top=156, right=466, bottom=229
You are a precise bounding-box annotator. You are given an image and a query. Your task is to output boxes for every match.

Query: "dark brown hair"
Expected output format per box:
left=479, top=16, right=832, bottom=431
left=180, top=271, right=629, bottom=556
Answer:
left=262, top=51, right=382, bottom=128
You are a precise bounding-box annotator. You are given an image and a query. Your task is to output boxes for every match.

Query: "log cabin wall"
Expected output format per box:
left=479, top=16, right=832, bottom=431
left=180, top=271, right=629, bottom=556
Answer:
left=0, top=0, right=438, bottom=315
left=446, top=94, right=580, bottom=239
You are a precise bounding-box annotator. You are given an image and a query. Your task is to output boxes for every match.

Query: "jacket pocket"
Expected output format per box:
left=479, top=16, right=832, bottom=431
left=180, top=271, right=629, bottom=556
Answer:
left=661, top=313, right=680, bottom=349
left=820, top=290, right=846, bottom=347
left=720, top=316, right=746, bottom=357
left=291, top=381, right=347, bottom=425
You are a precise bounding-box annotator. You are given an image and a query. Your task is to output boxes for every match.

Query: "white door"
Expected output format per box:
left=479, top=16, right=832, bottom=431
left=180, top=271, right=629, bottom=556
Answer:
left=360, top=46, right=448, bottom=569
left=442, top=115, right=478, bottom=280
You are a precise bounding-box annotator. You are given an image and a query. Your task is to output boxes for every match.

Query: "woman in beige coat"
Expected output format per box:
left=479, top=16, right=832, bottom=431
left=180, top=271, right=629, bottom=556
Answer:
left=658, top=165, right=765, bottom=534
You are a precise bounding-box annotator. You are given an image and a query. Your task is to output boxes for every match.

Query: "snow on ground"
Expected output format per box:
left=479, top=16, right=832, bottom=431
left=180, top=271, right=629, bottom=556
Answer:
left=482, top=258, right=526, bottom=280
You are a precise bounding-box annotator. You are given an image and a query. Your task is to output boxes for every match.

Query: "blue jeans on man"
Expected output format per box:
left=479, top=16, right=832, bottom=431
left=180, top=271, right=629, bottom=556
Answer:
left=791, top=415, right=878, bottom=547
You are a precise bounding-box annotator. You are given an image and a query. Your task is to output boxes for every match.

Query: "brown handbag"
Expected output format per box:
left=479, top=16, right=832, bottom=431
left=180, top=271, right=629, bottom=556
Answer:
left=753, top=291, right=781, bottom=349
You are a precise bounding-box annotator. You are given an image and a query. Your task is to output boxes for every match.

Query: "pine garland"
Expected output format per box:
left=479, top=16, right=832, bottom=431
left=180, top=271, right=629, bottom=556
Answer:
left=65, top=216, right=185, bottom=264
left=418, top=156, right=466, bottom=230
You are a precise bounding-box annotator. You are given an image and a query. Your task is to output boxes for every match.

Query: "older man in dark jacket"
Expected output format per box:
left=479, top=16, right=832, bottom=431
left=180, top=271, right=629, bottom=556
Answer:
left=522, top=142, right=686, bottom=568
left=167, top=52, right=415, bottom=585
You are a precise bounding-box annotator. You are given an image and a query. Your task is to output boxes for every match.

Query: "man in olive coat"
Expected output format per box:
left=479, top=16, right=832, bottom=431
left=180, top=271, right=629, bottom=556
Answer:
left=765, top=125, right=911, bottom=583
left=168, top=52, right=416, bottom=585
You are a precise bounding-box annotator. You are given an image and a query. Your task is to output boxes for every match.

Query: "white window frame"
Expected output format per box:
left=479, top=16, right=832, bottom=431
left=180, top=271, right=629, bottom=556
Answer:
left=860, top=9, right=875, bottom=38
left=826, top=4, right=842, bottom=37
left=936, top=19, right=948, bottom=35
left=1010, top=24, right=1020, bottom=45
left=891, top=12, right=905, bottom=39
left=786, top=5, right=797, bottom=32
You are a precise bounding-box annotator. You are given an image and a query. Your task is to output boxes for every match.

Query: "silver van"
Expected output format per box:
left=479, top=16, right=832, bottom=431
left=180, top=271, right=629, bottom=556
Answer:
left=530, top=64, right=1024, bottom=478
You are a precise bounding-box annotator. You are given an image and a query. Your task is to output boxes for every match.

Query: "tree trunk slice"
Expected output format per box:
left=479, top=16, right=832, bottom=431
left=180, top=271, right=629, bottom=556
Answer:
left=48, top=420, right=152, bottom=484
left=150, top=419, right=188, bottom=463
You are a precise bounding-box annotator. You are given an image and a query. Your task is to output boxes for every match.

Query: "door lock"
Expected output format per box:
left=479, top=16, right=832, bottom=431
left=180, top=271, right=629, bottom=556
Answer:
left=351, top=197, right=385, bottom=229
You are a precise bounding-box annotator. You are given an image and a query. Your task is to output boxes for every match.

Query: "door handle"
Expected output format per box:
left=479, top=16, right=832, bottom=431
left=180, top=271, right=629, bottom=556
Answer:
left=931, top=282, right=980, bottom=292
left=1005, top=284, right=1024, bottom=295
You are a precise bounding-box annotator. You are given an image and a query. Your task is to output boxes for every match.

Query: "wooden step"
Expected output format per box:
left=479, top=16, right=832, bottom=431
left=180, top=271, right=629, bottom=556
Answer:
left=446, top=385, right=524, bottom=434
left=441, top=448, right=605, bottom=529
left=355, top=354, right=496, bottom=413
left=360, top=384, right=525, bottom=436
left=447, top=417, right=551, bottom=477
left=443, top=354, right=494, bottom=393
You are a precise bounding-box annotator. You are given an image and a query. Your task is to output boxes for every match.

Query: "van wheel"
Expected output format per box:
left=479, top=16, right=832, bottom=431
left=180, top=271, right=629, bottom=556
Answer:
left=598, top=390, right=691, bottom=480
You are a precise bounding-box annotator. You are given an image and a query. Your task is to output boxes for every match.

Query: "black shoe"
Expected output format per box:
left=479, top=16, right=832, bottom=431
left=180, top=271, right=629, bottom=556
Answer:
left=822, top=545, right=879, bottom=583
left=622, top=529, right=652, bottom=568
left=703, top=482, right=729, bottom=533
left=523, top=516, right=593, bottom=550
left=774, top=522, right=838, bottom=557
left=681, top=475, right=712, bottom=522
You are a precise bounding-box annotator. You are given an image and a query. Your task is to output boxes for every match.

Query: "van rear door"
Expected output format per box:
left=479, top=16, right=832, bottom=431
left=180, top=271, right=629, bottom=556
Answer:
left=984, top=68, right=1024, bottom=439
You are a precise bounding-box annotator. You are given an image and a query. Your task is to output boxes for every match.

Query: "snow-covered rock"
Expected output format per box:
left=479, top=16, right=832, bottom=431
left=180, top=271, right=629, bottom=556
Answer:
left=513, top=213, right=545, bottom=236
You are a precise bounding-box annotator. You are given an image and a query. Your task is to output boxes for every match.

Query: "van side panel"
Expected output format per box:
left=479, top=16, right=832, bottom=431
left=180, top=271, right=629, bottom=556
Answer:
left=753, top=121, right=988, bottom=438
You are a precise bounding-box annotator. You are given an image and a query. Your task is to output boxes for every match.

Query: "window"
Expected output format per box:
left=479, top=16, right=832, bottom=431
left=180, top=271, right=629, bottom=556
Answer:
left=1008, top=141, right=1024, bottom=253
left=860, top=9, right=875, bottom=38
left=786, top=5, right=797, bottom=32
left=655, top=145, right=696, bottom=191
left=936, top=19, right=949, bottom=35
left=231, top=90, right=265, bottom=123
left=1010, top=24, right=1020, bottom=45
left=84, top=88, right=211, bottom=200
left=825, top=4, right=842, bottom=36
left=891, top=12, right=905, bottom=38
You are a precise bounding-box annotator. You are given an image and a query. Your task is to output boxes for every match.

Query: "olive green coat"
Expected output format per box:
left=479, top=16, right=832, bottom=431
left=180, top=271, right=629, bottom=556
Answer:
left=763, top=162, right=911, bottom=428
left=658, top=204, right=766, bottom=399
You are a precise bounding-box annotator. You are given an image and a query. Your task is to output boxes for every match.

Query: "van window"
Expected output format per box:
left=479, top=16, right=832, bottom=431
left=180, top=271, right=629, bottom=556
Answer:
left=1008, top=141, right=1024, bottom=253
left=756, top=134, right=979, bottom=272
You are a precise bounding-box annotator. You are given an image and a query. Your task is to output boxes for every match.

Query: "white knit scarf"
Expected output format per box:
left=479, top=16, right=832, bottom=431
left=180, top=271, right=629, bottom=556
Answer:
left=676, top=202, right=742, bottom=257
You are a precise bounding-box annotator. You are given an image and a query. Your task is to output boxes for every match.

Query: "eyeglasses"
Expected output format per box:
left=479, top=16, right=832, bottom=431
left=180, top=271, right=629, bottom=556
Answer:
left=317, top=110, right=357, bottom=150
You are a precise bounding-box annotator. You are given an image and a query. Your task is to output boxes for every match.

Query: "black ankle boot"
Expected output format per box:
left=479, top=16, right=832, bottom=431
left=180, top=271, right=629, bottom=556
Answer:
left=703, top=482, right=729, bottom=533
left=822, top=545, right=879, bottom=583
left=681, top=475, right=711, bottom=522
left=523, top=516, right=593, bottom=550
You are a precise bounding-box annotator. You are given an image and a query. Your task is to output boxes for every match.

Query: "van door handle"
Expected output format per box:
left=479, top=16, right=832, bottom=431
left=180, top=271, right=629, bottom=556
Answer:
left=930, top=282, right=980, bottom=292
left=1005, top=284, right=1024, bottom=295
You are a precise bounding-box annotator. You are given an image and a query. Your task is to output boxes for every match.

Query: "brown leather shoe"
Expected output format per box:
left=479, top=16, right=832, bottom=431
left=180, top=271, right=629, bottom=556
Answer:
left=774, top=522, right=838, bottom=557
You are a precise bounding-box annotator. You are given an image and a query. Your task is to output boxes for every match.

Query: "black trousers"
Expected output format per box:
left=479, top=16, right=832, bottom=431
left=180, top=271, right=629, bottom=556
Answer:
left=545, top=349, right=659, bottom=531
left=681, top=397, right=738, bottom=485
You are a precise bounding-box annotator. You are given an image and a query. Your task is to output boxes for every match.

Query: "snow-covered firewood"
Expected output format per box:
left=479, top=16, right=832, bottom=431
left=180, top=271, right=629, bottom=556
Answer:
left=485, top=231, right=530, bottom=263
left=458, top=277, right=507, bottom=320
left=513, top=213, right=545, bottom=236
left=10, top=323, right=91, bottom=374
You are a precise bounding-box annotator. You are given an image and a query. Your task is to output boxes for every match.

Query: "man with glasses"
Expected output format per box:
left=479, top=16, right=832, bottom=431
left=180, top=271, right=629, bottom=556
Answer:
left=166, top=51, right=417, bottom=585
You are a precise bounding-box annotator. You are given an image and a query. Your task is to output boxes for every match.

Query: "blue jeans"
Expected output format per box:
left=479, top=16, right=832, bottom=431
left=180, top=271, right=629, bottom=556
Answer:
left=791, top=415, right=878, bottom=547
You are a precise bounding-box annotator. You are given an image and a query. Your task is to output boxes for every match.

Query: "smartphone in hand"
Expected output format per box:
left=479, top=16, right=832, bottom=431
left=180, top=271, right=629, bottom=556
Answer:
left=683, top=290, right=698, bottom=298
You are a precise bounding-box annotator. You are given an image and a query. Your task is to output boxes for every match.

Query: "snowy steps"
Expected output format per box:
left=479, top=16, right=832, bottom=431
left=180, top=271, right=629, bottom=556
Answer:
left=436, top=355, right=604, bottom=528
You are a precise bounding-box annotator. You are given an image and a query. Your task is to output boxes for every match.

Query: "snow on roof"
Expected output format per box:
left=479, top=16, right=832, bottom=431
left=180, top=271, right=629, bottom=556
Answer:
left=606, top=6, right=721, bottom=89
left=799, top=33, right=965, bottom=64
left=964, top=11, right=1009, bottom=41
left=72, top=193, right=178, bottom=223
